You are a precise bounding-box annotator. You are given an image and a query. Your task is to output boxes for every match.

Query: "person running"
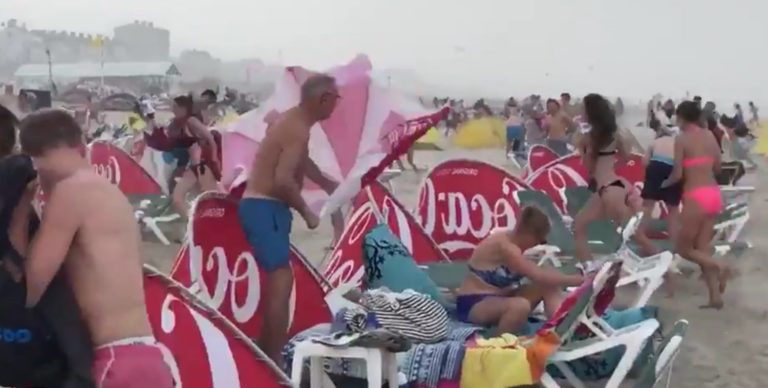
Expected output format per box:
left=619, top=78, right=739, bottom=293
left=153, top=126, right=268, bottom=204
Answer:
left=505, top=104, right=524, bottom=159
left=634, top=118, right=681, bottom=257
left=734, top=103, right=745, bottom=126
left=14, top=109, right=173, bottom=387
left=748, top=101, right=759, bottom=126
left=573, top=94, right=633, bottom=272
left=561, top=92, right=578, bottom=118
left=661, top=101, right=730, bottom=309
left=543, top=98, right=574, bottom=156
left=456, top=206, right=583, bottom=334
left=144, top=95, right=221, bottom=218
left=238, top=74, right=340, bottom=365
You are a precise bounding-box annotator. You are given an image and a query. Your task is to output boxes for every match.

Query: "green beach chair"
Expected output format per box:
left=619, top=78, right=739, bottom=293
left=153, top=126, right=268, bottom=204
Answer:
left=515, top=189, right=623, bottom=263
left=564, top=186, right=593, bottom=216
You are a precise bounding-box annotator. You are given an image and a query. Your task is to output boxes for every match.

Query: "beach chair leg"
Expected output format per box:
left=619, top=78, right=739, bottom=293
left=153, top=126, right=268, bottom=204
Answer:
left=604, top=336, right=647, bottom=388
left=728, top=215, right=749, bottom=243
left=553, top=362, right=586, bottom=388
left=290, top=354, right=305, bottom=386
left=385, top=352, right=399, bottom=388
left=143, top=218, right=171, bottom=245
left=309, top=357, right=324, bottom=387
left=365, top=350, right=383, bottom=388
left=539, top=372, right=561, bottom=388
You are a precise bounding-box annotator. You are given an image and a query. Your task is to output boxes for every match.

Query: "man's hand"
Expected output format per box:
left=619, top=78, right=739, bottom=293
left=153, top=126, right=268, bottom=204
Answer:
left=24, top=178, right=39, bottom=199
left=302, top=210, right=320, bottom=230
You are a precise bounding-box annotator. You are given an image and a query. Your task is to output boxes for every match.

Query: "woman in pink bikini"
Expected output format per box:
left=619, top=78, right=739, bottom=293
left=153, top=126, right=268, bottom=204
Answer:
left=661, top=101, right=730, bottom=309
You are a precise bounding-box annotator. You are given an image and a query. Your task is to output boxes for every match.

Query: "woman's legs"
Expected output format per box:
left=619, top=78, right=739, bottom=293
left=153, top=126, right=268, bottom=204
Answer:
left=467, top=296, right=532, bottom=335
left=573, top=194, right=605, bottom=262
left=666, top=205, right=680, bottom=244
left=515, top=283, right=565, bottom=318
left=172, top=170, right=197, bottom=219
left=197, top=165, right=218, bottom=192
left=694, top=216, right=731, bottom=295
left=675, top=201, right=724, bottom=308
left=600, top=186, right=633, bottom=226
left=633, top=199, right=660, bottom=257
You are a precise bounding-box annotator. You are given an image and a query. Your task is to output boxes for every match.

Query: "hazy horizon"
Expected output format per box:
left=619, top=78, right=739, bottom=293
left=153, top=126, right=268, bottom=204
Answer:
left=2, top=0, right=766, bottom=105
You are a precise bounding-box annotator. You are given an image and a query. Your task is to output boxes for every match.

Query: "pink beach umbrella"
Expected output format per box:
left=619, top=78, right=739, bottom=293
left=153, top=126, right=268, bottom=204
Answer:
left=221, top=54, right=447, bottom=215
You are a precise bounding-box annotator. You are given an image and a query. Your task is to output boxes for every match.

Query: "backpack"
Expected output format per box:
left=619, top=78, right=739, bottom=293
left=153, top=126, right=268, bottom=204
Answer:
left=0, top=255, right=66, bottom=386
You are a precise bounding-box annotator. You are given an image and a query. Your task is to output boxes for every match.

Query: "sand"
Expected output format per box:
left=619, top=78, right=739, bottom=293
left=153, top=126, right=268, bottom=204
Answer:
left=140, top=136, right=768, bottom=387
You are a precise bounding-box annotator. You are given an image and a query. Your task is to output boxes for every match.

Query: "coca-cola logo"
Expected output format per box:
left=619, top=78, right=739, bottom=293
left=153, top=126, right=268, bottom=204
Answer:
left=415, top=160, right=532, bottom=259
left=92, top=156, right=122, bottom=185
left=145, top=270, right=290, bottom=387
left=189, top=232, right=295, bottom=330
left=183, top=193, right=329, bottom=338
left=321, top=201, right=375, bottom=290
left=419, top=177, right=518, bottom=253
left=201, top=208, right=226, bottom=219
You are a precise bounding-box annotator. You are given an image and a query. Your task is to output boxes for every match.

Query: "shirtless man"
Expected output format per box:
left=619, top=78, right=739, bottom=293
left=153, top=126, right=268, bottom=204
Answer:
left=13, top=109, right=173, bottom=387
left=238, top=74, right=340, bottom=364
left=544, top=98, right=575, bottom=156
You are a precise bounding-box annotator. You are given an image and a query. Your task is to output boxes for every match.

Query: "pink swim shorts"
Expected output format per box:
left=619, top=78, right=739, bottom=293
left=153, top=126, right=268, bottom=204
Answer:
left=92, top=337, right=174, bottom=388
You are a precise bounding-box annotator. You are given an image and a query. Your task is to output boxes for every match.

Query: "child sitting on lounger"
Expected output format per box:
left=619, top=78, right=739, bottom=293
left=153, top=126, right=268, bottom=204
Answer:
left=455, top=206, right=584, bottom=334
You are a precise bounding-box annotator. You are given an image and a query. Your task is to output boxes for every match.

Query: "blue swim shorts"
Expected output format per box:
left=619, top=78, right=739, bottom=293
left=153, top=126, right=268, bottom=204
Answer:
left=506, top=125, right=524, bottom=143
left=237, top=198, right=293, bottom=272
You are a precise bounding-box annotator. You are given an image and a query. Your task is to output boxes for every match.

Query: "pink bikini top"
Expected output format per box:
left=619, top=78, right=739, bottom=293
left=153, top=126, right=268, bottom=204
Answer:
left=682, top=156, right=714, bottom=168
left=681, top=124, right=715, bottom=168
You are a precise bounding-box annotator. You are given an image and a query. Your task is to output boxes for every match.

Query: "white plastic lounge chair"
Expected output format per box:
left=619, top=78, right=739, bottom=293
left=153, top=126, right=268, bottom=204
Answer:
left=541, top=262, right=661, bottom=388
left=633, top=320, right=689, bottom=388
left=133, top=196, right=181, bottom=245
left=379, top=168, right=402, bottom=193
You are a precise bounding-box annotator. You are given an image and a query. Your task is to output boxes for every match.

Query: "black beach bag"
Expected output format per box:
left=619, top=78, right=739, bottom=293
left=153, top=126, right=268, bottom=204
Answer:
left=0, top=258, right=65, bottom=386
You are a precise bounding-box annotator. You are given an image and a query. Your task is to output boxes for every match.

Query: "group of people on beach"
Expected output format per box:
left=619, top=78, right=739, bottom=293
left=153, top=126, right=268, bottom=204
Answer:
left=0, top=75, right=752, bottom=386
left=455, top=94, right=734, bottom=335
left=0, top=73, right=341, bottom=386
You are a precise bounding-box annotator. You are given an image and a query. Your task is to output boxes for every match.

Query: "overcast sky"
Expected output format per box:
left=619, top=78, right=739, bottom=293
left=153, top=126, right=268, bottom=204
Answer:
left=2, top=0, right=766, bottom=104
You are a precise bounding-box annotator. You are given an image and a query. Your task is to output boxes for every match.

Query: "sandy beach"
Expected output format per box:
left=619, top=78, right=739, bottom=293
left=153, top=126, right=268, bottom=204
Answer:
left=141, top=136, right=767, bottom=388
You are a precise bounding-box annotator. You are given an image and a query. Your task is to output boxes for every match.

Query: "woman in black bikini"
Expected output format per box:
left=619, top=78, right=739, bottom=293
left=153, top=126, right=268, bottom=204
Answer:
left=573, top=94, right=633, bottom=271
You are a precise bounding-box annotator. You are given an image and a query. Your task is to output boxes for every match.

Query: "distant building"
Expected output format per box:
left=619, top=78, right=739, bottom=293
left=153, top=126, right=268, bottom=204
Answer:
left=0, top=19, right=171, bottom=79
left=177, top=49, right=221, bottom=82
left=14, top=61, right=181, bottom=93
left=113, top=21, right=170, bottom=62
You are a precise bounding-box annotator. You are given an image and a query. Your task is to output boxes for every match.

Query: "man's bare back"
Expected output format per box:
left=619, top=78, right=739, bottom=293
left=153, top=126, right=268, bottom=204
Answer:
left=34, top=169, right=151, bottom=346
left=244, top=108, right=309, bottom=201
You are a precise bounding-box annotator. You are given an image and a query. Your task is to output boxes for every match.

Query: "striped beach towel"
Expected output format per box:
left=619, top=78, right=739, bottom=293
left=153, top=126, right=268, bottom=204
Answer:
left=344, top=289, right=449, bottom=343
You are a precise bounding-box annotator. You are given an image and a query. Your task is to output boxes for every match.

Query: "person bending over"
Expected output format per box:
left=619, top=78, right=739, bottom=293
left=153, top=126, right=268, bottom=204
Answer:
left=455, top=206, right=583, bottom=334
left=238, top=74, right=341, bottom=365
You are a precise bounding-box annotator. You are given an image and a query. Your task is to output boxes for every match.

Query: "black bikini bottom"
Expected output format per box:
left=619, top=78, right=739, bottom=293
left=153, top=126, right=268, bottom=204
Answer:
left=588, top=178, right=626, bottom=196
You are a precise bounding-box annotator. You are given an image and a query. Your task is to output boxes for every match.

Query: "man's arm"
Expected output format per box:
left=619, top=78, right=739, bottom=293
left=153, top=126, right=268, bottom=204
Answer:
left=305, top=158, right=338, bottom=195
left=275, top=140, right=312, bottom=217
left=23, top=182, right=81, bottom=307
left=662, top=136, right=684, bottom=188
left=187, top=117, right=219, bottom=163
